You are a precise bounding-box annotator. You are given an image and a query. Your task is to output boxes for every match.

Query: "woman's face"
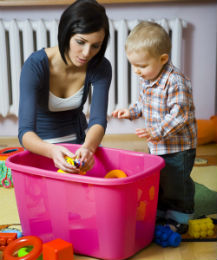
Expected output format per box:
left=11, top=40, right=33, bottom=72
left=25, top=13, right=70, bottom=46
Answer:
left=67, top=29, right=105, bottom=67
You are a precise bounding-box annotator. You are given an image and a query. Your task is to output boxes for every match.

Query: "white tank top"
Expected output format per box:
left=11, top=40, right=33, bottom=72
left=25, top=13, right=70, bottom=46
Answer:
left=48, top=86, right=84, bottom=112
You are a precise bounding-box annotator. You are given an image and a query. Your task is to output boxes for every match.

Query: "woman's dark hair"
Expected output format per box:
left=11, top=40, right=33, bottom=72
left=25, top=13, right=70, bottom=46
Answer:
left=58, top=0, right=110, bottom=66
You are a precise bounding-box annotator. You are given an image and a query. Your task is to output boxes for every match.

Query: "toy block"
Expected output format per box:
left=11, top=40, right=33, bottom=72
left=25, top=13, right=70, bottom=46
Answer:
left=0, top=233, right=17, bottom=251
left=154, top=225, right=181, bottom=247
left=188, top=217, right=215, bottom=238
left=1, top=228, right=22, bottom=238
left=43, top=238, right=73, bottom=260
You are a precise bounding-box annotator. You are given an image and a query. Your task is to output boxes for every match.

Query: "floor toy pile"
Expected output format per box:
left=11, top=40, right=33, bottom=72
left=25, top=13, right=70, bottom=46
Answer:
left=3, top=235, right=74, bottom=260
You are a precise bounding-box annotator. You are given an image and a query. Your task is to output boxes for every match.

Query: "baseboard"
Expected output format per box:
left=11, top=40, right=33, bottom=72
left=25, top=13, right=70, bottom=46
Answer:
left=0, top=134, right=149, bottom=153
left=0, top=136, right=20, bottom=149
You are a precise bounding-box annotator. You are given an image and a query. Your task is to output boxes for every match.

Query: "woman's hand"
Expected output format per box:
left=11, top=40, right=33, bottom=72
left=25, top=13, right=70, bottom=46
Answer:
left=75, top=146, right=95, bottom=172
left=50, top=145, right=80, bottom=173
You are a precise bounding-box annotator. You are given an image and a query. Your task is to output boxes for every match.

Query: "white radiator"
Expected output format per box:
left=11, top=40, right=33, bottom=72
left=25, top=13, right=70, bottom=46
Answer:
left=0, top=18, right=186, bottom=117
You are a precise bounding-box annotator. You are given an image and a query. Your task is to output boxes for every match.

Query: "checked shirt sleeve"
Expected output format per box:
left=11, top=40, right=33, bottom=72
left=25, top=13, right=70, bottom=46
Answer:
left=129, top=101, right=142, bottom=120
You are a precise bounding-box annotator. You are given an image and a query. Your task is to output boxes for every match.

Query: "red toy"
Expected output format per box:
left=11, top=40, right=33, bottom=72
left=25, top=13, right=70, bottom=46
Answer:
left=3, top=235, right=42, bottom=260
left=43, top=238, right=74, bottom=260
left=0, top=233, right=17, bottom=251
left=3, top=235, right=74, bottom=260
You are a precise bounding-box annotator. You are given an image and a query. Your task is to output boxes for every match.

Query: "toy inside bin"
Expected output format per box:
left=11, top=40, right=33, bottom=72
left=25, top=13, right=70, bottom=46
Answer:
left=6, top=144, right=165, bottom=260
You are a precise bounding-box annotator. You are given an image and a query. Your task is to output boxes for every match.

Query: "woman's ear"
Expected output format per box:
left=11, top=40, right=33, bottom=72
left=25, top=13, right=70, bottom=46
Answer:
left=160, top=54, right=169, bottom=65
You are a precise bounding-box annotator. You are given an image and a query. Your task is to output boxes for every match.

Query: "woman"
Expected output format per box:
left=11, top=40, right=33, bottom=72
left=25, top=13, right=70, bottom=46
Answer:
left=18, top=0, right=112, bottom=173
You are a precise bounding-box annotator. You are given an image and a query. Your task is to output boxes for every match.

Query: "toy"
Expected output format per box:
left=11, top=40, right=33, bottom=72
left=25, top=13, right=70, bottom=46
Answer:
left=197, top=115, right=217, bottom=145
left=4, top=236, right=73, bottom=260
left=18, top=247, right=43, bottom=260
left=0, top=147, right=24, bottom=161
left=0, top=228, right=22, bottom=238
left=43, top=238, right=73, bottom=260
left=0, top=147, right=24, bottom=188
left=0, top=161, right=13, bottom=188
left=4, top=235, right=42, bottom=260
left=188, top=217, right=215, bottom=238
left=57, top=156, right=86, bottom=175
left=0, top=233, right=17, bottom=251
left=105, top=169, right=127, bottom=178
left=154, top=225, right=181, bottom=247
left=0, top=225, right=10, bottom=230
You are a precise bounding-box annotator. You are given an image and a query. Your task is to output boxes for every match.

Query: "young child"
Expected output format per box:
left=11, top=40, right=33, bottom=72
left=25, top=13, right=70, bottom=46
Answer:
left=112, top=21, right=197, bottom=233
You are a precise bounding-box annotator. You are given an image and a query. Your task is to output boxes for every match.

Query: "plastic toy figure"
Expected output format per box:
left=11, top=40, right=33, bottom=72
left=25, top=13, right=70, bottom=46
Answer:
left=57, top=156, right=86, bottom=175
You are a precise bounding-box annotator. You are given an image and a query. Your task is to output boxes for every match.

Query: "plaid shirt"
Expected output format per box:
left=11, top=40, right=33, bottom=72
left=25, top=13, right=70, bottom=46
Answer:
left=129, top=61, right=197, bottom=155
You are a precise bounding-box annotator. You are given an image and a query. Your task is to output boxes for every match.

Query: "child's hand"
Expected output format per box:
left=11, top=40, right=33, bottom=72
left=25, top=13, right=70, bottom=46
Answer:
left=112, top=109, right=130, bottom=119
left=136, top=128, right=159, bottom=142
left=136, top=128, right=151, bottom=139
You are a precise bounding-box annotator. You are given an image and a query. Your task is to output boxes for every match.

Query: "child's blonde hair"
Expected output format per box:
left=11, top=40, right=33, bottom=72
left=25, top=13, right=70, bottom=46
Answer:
left=125, top=21, right=171, bottom=58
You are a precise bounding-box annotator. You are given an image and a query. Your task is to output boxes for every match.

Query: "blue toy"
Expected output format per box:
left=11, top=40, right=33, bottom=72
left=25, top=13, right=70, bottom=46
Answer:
left=154, top=225, right=181, bottom=247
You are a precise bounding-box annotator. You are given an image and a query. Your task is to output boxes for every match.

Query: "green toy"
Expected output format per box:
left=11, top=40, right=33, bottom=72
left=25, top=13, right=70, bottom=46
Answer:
left=0, top=160, right=13, bottom=188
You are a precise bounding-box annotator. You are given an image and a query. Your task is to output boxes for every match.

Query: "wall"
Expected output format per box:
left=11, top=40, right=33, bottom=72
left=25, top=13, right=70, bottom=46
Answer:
left=0, top=1, right=216, bottom=136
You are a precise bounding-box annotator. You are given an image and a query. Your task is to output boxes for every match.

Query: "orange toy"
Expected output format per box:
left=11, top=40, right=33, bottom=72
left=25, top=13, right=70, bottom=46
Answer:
left=197, top=115, right=217, bottom=145
left=105, top=169, right=127, bottom=178
left=43, top=238, right=74, bottom=260
left=0, top=147, right=24, bottom=161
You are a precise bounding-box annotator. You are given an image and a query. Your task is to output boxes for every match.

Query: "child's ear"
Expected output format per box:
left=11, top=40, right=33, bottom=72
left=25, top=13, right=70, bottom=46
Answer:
left=160, top=54, right=169, bottom=65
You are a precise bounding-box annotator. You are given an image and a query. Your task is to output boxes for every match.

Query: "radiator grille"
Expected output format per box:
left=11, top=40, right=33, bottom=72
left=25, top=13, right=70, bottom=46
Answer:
left=0, top=18, right=186, bottom=117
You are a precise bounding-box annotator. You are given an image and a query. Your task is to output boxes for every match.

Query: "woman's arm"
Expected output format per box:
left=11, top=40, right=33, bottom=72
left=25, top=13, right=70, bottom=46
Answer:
left=19, top=51, right=79, bottom=173
left=75, top=58, right=112, bottom=171
left=22, top=132, right=80, bottom=173
left=82, top=124, right=104, bottom=153
left=75, top=124, right=104, bottom=172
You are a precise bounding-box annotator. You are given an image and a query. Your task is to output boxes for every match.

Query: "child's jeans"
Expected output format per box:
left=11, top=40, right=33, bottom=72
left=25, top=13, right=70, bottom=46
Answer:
left=157, top=148, right=196, bottom=224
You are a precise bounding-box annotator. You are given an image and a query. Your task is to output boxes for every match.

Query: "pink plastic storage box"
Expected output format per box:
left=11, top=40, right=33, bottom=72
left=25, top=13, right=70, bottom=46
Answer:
left=6, top=144, right=165, bottom=260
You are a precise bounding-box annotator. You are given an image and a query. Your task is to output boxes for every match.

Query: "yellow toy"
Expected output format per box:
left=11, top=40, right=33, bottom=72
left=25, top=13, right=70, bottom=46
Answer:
left=57, top=156, right=86, bottom=175
left=188, top=217, right=215, bottom=238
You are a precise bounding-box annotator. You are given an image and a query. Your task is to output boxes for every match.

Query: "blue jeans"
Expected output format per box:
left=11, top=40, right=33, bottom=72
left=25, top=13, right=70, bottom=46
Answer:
left=158, top=149, right=196, bottom=224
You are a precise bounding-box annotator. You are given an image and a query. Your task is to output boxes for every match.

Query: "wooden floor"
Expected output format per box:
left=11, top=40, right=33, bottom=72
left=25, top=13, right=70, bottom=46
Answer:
left=0, top=135, right=217, bottom=260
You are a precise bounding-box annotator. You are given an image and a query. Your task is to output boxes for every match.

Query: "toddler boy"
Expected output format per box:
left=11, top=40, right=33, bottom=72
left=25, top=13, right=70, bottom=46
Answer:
left=112, top=21, right=197, bottom=233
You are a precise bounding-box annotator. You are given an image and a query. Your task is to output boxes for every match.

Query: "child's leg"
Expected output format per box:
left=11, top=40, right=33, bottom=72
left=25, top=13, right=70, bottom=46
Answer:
left=158, top=149, right=196, bottom=225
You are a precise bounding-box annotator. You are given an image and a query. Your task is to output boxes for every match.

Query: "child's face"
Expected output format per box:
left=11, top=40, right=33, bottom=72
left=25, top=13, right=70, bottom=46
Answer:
left=126, top=50, right=168, bottom=82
